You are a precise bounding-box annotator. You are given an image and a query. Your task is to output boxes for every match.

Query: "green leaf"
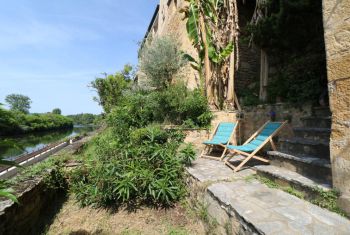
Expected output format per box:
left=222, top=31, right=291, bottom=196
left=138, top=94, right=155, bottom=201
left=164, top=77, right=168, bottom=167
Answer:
left=0, top=188, right=18, bottom=203
left=186, top=0, right=200, bottom=45
left=183, top=53, right=198, bottom=64
left=219, top=42, right=234, bottom=60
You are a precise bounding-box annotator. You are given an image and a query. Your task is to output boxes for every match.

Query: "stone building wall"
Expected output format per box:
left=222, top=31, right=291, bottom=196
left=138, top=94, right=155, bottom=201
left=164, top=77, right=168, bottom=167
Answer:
left=235, top=1, right=261, bottom=94
left=239, top=103, right=312, bottom=143
left=322, top=0, right=350, bottom=214
left=149, top=0, right=200, bottom=89
left=142, top=0, right=261, bottom=92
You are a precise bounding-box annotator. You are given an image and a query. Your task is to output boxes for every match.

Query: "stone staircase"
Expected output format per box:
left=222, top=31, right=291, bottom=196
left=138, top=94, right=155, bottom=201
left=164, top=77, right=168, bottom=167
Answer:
left=255, top=106, right=333, bottom=199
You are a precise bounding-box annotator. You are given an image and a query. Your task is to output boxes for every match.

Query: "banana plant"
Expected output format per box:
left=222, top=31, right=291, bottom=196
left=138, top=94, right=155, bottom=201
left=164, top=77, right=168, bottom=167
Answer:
left=181, top=0, right=235, bottom=106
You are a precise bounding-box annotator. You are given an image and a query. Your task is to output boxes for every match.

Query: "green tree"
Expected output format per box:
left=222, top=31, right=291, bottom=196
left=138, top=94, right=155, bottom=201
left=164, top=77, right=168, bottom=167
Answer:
left=5, top=94, right=32, bottom=114
left=90, top=64, right=133, bottom=113
left=139, top=35, right=187, bottom=89
left=52, top=108, right=62, bottom=115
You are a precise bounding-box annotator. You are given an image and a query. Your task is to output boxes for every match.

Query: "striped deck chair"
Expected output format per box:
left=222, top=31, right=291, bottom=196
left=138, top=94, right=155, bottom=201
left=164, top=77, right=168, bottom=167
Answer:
left=224, top=121, right=287, bottom=172
left=200, top=122, right=238, bottom=161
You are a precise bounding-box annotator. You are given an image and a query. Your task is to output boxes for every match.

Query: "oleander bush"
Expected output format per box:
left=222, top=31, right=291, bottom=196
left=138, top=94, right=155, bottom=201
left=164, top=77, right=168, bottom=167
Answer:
left=70, top=124, right=195, bottom=207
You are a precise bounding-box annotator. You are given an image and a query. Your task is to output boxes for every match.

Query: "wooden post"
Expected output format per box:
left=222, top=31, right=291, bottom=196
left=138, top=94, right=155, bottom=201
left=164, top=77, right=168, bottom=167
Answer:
left=259, top=49, right=268, bottom=102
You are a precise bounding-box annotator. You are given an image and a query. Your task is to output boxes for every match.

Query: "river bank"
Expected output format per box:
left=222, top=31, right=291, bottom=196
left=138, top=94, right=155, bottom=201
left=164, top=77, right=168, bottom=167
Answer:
left=0, top=132, right=205, bottom=235
left=0, top=125, right=95, bottom=160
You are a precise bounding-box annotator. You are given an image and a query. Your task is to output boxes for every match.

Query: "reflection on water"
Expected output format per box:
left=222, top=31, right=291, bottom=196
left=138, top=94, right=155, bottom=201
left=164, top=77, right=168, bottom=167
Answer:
left=0, top=125, right=95, bottom=160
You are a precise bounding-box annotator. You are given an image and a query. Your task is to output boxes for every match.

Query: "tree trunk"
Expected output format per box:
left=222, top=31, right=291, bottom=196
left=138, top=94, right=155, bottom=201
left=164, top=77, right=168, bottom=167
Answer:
left=227, top=49, right=235, bottom=102
left=199, top=13, right=213, bottom=103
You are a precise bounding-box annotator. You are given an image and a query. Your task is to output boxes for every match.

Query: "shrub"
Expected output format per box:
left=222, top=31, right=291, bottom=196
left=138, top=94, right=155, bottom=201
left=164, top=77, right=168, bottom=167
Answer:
left=90, top=64, right=133, bottom=113
left=139, top=36, right=187, bottom=89
left=72, top=68, right=212, bottom=208
left=0, top=109, right=73, bottom=136
left=70, top=126, right=195, bottom=207
left=106, top=83, right=212, bottom=129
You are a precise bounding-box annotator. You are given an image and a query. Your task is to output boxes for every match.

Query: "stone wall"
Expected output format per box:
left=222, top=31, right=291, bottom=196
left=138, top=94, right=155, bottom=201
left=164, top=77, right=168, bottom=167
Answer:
left=239, top=103, right=313, bottom=143
left=236, top=1, right=261, bottom=93
left=0, top=174, right=66, bottom=235
left=322, top=0, right=350, bottom=215
left=184, top=105, right=310, bottom=151
left=144, top=0, right=261, bottom=92
left=155, top=0, right=200, bottom=89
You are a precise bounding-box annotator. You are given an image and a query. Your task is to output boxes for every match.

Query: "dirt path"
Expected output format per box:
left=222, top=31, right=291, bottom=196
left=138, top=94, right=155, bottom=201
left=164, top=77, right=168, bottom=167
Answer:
left=45, top=195, right=205, bottom=235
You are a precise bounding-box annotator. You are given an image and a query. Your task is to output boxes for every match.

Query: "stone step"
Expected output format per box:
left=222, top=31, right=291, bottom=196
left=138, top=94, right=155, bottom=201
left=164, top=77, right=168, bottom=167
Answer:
left=300, top=116, right=331, bottom=128
left=312, top=106, right=331, bottom=117
left=268, top=151, right=332, bottom=183
left=293, top=127, right=331, bottom=142
left=207, top=179, right=350, bottom=234
left=278, top=137, right=330, bottom=159
left=255, top=165, right=332, bottom=201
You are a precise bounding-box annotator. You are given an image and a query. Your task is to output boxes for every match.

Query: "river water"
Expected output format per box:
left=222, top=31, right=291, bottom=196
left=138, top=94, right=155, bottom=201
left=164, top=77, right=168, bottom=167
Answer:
left=0, top=125, right=95, bottom=160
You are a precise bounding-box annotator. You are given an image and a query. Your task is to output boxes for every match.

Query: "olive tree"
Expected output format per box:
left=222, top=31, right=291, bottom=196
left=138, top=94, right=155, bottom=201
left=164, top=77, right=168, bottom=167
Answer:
left=139, top=35, right=187, bottom=89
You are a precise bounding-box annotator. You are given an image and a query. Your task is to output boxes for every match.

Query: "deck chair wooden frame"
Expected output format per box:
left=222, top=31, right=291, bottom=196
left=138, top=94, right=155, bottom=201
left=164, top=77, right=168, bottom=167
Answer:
left=224, top=121, right=287, bottom=172
left=200, top=121, right=239, bottom=161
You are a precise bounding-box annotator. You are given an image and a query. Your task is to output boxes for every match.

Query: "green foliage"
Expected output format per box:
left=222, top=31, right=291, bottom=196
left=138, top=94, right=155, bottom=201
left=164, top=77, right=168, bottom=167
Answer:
left=311, top=188, right=347, bottom=217
left=266, top=55, right=325, bottom=103
left=70, top=83, right=208, bottom=207
left=70, top=125, right=192, bottom=207
left=139, top=36, right=187, bottom=89
left=20, top=113, right=73, bottom=132
left=256, top=175, right=347, bottom=217
left=67, top=113, right=101, bottom=126
left=178, top=144, right=196, bottom=166
left=90, top=64, right=133, bottom=113
left=107, top=83, right=212, bottom=129
left=71, top=64, right=213, bottom=207
left=5, top=93, right=32, bottom=114
left=0, top=108, right=73, bottom=136
left=0, top=160, right=18, bottom=202
left=0, top=106, right=22, bottom=135
left=0, top=187, right=18, bottom=203
left=182, top=0, right=233, bottom=65
left=52, top=108, right=62, bottom=115
left=245, top=0, right=327, bottom=104
left=167, top=227, right=189, bottom=235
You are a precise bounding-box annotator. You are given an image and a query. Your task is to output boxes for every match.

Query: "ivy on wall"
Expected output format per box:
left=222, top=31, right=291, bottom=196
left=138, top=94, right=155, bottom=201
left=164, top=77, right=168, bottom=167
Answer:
left=245, top=0, right=328, bottom=104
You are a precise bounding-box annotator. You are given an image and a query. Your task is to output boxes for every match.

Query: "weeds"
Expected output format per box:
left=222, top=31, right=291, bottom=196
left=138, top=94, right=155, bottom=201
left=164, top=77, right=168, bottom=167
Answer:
left=167, top=226, right=189, bottom=235
left=255, top=175, right=348, bottom=217
left=311, top=187, right=347, bottom=217
left=6, top=154, right=70, bottom=192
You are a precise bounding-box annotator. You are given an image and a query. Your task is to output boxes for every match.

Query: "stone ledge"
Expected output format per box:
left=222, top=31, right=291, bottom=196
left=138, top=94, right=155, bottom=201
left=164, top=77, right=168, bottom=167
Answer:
left=208, top=180, right=350, bottom=235
left=255, top=165, right=331, bottom=193
left=186, top=158, right=350, bottom=235
left=187, top=158, right=255, bottom=184
left=268, top=151, right=331, bottom=168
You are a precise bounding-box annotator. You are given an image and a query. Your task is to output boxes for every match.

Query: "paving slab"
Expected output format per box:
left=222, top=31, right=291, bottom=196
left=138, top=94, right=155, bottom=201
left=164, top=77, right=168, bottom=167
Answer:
left=187, top=158, right=255, bottom=183
left=255, top=165, right=331, bottom=190
left=208, top=180, right=350, bottom=235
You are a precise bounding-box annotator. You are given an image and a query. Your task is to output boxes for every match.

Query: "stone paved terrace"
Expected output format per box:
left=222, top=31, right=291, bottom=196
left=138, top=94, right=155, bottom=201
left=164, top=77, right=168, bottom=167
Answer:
left=187, top=158, right=350, bottom=235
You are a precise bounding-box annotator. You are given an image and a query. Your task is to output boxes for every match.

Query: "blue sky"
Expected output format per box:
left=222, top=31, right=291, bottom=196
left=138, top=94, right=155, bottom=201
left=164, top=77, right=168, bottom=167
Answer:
left=0, top=0, right=159, bottom=115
